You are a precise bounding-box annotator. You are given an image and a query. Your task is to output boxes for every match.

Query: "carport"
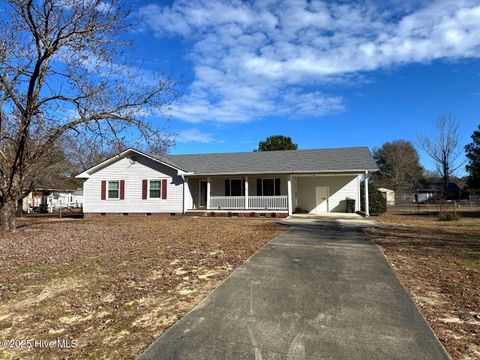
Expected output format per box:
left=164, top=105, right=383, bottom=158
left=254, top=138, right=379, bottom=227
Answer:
left=291, top=171, right=372, bottom=216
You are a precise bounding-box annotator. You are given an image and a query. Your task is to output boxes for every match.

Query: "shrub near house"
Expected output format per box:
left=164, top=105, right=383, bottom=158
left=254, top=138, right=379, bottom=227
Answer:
left=361, top=183, right=387, bottom=215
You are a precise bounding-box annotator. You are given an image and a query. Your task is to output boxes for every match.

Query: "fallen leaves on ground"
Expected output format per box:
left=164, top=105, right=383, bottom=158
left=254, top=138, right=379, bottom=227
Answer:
left=366, top=212, right=480, bottom=360
left=0, top=216, right=286, bottom=359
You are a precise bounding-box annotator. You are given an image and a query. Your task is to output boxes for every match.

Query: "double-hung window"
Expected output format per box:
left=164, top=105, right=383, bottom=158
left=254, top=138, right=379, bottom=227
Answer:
left=257, top=178, right=281, bottom=196
left=225, top=179, right=244, bottom=196
left=149, top=180, right=162, bottom=199
left=230, top=179, right=243, bottom=196
left=107, top=180, right=120, bottom=199
left=262, top=179, right=275, bottom=196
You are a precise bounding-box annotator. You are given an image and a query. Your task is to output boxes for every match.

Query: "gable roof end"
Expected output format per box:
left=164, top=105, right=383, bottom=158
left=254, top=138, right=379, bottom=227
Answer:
left=75, top=148, right=189, bottom=179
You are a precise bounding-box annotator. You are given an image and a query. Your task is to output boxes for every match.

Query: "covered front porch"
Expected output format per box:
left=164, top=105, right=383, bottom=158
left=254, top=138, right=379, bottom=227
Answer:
left=184, top=172, right=372, bottom=216
left=186, top=175, right=290, bottom=212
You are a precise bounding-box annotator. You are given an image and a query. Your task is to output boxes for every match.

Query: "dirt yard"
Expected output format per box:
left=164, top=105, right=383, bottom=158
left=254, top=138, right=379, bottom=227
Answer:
left=0, top=216, right=286, bottom=359
left=366, top=211, right=480, bottom=360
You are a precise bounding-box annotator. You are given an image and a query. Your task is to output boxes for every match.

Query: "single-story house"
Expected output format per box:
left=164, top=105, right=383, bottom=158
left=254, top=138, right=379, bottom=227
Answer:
left=22, top=188, right=83, bottom=213
left=76, top=147, right=378, bottom=216
left=378, top=188, right=395, bottom=206
left=416, top=182, right=463, bottom=202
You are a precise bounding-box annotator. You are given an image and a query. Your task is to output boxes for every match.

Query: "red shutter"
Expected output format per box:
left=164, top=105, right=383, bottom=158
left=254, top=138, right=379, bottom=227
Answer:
left=120, top=180, right=125, bottom=200
left=142, top=180, right=148, bottom=200
left=101, top=181, right=106, bottom=200
left=162, top=179, right=167, bottom=199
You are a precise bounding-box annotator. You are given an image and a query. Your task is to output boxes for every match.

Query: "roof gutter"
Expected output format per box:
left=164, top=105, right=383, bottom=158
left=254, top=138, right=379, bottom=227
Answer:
left=183, top=169, right=378, bottom=176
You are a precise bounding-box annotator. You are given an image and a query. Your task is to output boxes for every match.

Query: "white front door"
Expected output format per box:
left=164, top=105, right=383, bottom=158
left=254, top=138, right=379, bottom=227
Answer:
left=315, top=186, right=329, bottom=213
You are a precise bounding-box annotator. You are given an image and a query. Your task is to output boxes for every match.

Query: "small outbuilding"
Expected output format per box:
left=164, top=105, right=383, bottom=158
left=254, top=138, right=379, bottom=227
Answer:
left=378, top=188, right=395, bottom=206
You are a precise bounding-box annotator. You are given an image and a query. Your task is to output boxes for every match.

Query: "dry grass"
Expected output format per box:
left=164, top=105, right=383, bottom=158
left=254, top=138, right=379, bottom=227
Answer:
left=0, top=216, right=286, bottom=359
left=366, top=211, right=480, bottom=360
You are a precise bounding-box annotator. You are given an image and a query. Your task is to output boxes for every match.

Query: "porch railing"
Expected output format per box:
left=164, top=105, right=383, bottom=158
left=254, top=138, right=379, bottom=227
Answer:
left=210, top=196, right=245, bottom=209
left=249, top=195, right=288, bottom=210
left=208, top=195, right=288, bottom=210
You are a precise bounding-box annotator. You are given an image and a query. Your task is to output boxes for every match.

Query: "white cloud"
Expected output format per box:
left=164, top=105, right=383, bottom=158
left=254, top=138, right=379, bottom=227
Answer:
left=139, top=0, right=480, bottom=123
left=176, top=128, right=215, bottom=143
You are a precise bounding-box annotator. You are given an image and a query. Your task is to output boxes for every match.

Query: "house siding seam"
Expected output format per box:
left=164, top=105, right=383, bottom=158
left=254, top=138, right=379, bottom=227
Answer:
left=83, top=156, right=184, bottom=213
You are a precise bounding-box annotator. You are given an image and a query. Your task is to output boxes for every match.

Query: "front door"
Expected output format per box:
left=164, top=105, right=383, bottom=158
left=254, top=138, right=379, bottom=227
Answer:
left=315, top=186, right=329, bottom=213
left=199, top=181, right=207, bottom=208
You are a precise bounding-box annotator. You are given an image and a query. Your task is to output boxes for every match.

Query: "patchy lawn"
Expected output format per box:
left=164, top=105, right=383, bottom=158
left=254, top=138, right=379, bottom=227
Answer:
left=0, top=216, right=286, bottom=359
left=366, top=211, right=480, bottom=360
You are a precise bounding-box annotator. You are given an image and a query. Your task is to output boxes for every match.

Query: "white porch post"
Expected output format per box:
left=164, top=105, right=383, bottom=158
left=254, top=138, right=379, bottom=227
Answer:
left=364, top=171, right=370, bottom=217
left=182, top=177, right=187, bottom=214
left=206, top=177, right=211, bottom=210
left=245, top=176, right=249, bottom=209
left=287, top=174, right=293, bottom=216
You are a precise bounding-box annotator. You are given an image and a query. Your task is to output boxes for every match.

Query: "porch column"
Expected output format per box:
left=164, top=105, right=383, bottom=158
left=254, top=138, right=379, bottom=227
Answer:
left=245, top=176, right=249, bottom=209
left=206, top=177, right=211, bottom=210
left=287, top=174, right=293, bottom=216
left=364, top=171, right=370, bottom=217
left=182, top=177, right=187, bottom=214
left=183, top=177, right=190, bottom=214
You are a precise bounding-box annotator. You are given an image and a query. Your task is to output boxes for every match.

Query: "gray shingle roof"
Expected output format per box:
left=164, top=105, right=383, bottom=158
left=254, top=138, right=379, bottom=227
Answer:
left=162, top=147, right=377, bottom=175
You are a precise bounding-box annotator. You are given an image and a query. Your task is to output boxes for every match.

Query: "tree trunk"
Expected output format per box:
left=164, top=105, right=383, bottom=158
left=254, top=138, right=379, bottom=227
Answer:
left=0, top=198, right=17, bottom=231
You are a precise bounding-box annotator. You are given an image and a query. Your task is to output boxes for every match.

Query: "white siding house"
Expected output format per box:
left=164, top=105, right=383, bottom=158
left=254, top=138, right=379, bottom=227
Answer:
left=77, top=147, right=378, bottom=216
left=82, top=155, right=184, bottom=214
left=22, top=188, right=83, bottom=213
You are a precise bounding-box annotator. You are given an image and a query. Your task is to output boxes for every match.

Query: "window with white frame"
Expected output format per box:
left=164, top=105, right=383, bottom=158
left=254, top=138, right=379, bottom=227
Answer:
left=107, top=180, right=120, bottom=199
left=225, top=179, right=244, bottom=196
left=257, top=178, right=281, bottom=196
left=149, top=180, right=162, bottom=198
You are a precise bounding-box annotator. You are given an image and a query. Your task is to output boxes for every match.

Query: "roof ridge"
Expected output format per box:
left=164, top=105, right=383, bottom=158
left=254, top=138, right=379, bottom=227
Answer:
left=165, top=146, right=369, bottom=158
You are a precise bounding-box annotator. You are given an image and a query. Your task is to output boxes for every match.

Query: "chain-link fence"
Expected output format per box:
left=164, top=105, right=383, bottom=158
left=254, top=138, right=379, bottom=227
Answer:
left=388, top=200, right=480, bottom=214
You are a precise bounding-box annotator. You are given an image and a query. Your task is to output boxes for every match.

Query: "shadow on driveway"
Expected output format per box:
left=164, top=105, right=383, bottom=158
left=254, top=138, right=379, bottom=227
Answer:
left=139, top=219, right=449, bottom=360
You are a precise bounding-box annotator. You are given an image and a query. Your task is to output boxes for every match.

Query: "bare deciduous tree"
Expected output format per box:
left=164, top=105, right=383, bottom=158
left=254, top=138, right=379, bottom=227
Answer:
left=418, top=114, right=464, bottom=199
left=0, top=0, right=176, bottom=230
left=62, top=134, right=125, bottom=173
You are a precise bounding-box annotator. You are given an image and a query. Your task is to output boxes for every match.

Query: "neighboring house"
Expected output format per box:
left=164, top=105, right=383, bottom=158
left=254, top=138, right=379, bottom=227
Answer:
left=416, top=182, right=463, bottom=202
left=378, top=188, right=395, bottom=206
left=22, top=188, right=83, bottom=213
left=76, top=147, right=378, bottom=216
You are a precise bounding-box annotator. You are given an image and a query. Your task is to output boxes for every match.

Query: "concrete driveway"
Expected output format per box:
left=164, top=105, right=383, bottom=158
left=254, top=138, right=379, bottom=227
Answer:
left=139, top=217, right=449, bottom=360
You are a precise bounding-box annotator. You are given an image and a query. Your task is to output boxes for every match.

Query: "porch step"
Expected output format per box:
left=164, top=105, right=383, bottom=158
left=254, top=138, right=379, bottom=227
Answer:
left=184, top=211, right=288, bottom=218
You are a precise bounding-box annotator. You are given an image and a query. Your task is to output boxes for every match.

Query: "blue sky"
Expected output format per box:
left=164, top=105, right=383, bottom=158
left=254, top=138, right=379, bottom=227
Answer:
left=128, top=0, right=480, bottom=175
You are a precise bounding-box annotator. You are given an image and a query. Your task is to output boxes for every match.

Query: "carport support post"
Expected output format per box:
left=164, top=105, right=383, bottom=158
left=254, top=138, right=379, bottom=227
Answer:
left=245, top=176, right=249, bottom=209
left=364, top=171, right=370, bottom=217
left=206, top=177, right=211, bottom=210
left=287, top=175, right=293, bottom=216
